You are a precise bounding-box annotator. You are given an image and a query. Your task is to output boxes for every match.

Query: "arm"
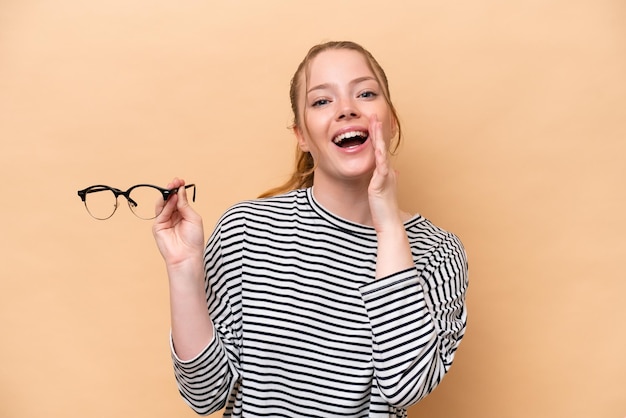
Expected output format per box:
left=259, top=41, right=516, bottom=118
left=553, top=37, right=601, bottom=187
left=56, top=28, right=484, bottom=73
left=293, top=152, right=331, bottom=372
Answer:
left=153, top=178, right=240, bottom=414
left=366, top=117, right=468, bottom=405
left=152, top=178, right=214, bottom=359
left=361, top=234, right=468, bottom=407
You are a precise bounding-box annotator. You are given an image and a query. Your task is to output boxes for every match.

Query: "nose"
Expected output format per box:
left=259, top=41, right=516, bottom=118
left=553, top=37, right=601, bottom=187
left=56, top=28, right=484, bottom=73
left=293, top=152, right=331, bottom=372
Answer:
left=336, top=97, right=360, bottom=120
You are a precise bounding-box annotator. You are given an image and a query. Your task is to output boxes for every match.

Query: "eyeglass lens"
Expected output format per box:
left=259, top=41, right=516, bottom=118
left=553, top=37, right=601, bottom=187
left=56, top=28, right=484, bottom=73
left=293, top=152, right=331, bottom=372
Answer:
left=84, top=188, right=118, bottom=220
left=84, top=186, right=164, bottom=220
left=126, top=186, right=164, bottom=220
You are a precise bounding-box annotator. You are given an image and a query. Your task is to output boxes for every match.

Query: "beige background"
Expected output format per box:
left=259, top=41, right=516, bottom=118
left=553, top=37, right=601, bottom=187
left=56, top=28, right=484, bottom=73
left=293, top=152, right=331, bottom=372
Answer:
left=1, top=1, right=625, bottom=417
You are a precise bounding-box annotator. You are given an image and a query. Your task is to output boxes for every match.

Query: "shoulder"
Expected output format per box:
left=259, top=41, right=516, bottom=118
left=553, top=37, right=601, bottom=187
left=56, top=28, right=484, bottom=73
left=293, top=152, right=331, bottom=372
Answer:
left=216, top=189, right=305, bottom=226
left=406, top=216, right=467, bottom=263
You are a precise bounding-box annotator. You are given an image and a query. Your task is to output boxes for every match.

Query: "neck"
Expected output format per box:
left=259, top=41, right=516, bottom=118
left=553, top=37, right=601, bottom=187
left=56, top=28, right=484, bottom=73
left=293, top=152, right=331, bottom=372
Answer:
left=311, top=176, right=373, bottom=226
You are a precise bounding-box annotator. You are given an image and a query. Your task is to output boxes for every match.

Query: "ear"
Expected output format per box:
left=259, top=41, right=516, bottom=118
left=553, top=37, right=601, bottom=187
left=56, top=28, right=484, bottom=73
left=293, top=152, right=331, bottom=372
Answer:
left=390, top=115, right=399, bottom=138
left=293, top=125, right=310, bottom=152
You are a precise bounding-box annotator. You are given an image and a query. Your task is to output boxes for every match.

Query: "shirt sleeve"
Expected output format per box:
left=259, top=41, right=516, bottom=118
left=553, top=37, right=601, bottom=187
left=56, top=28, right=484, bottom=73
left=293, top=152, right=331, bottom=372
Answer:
left=360, top=232, right=468, bottom=408
left=170, top=213, right=244, bottom=415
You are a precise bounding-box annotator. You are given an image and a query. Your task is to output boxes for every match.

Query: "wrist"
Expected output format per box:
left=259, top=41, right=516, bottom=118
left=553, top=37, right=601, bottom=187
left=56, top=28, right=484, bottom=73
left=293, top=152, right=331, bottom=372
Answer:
left=166, top=254, right=204, bottom=284
left=375, top=224, right=414, bottom=279
left=374, top=218, right=406, bottom=236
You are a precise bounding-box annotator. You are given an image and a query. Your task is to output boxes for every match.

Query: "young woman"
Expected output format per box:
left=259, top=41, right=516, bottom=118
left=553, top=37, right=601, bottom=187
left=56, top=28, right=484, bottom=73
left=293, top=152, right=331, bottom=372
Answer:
left=153, top=41, right=468, bottom=417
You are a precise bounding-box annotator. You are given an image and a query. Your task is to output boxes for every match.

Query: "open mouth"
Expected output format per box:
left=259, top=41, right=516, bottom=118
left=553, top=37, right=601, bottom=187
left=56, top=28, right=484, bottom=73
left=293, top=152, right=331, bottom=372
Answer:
left=332, top=131, right=369, bottom=148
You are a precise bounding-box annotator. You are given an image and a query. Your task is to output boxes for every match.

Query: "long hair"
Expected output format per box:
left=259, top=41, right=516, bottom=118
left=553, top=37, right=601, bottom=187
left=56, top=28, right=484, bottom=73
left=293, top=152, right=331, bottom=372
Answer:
left=258, top=41, right=402, bottom=198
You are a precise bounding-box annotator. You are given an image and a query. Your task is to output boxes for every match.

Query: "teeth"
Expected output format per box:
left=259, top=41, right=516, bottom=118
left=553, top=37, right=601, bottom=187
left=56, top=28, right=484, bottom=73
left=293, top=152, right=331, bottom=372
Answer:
left=333, top=131, right=368, bottom=144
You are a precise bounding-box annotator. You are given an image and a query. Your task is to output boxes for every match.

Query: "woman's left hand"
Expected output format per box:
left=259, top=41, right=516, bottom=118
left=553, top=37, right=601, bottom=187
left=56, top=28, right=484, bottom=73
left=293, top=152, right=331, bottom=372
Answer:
left=368, top=115, right=414, bottom=278
left=368, top=115, right=402, bottom=233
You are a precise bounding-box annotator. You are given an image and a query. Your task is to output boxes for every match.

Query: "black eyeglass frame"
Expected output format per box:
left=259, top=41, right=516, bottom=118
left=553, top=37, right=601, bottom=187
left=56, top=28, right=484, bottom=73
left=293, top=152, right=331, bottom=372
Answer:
left=77, top=183, right=196, bottom=220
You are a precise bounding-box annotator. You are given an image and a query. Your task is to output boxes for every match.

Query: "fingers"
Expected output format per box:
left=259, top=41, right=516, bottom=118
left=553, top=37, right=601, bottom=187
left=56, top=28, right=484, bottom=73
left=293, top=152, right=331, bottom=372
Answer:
left=177, top=182, right=189, bottom=208
left=155, top=177, right=186, bottom=222
left=166, top=177, right=185, bottom=192
left=369, top=115, right=389, bottom=177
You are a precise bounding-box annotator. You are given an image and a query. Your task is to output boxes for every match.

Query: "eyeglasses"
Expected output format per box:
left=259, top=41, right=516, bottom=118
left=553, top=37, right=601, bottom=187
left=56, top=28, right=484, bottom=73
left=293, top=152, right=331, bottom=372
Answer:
left=77, top=184, right=196, bottom=220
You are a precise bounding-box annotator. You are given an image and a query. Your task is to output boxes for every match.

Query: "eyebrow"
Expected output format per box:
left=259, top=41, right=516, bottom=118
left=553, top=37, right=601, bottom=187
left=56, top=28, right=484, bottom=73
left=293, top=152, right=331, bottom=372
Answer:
left=306, top=76, right=378, bottom=94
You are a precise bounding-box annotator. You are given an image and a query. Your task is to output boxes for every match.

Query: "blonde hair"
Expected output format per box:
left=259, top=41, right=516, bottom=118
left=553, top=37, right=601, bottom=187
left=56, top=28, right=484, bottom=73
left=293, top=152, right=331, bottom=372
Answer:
left=259, top=41, right=402, bottom=198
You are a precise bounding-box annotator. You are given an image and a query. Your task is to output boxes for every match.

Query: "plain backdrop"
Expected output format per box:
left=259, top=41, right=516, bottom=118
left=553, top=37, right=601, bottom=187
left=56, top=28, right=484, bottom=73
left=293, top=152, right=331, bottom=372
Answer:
left=1, top=1, right=624, bottom=417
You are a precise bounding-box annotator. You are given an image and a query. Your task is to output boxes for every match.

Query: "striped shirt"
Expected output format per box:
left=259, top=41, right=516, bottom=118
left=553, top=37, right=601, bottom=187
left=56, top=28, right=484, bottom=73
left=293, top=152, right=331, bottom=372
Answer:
left=171, top=187, right=468, bottom=417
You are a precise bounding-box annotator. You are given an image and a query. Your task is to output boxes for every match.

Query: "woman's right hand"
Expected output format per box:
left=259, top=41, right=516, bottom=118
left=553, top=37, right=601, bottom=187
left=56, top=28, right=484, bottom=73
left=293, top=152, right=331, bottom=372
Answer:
left=152, top=177, right=205, bottom=269
left=153, top=178, right=214, bottom=359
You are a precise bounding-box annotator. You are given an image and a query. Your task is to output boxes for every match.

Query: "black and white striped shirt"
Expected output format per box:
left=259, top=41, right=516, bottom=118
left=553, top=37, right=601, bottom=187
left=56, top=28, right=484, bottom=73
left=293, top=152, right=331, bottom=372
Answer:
left=171, top=187, right=468, bottom=417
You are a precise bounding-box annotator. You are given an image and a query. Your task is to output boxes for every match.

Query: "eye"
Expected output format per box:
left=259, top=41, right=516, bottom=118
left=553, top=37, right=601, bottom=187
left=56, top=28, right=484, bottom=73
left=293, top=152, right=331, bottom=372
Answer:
left=358, top=90, right=378, bottom=99
left=311, top=98, right=331, bottom=107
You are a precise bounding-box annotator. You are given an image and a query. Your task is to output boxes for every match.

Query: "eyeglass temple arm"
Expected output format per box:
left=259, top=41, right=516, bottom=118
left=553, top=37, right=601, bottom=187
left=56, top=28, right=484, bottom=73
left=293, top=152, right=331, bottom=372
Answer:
left=186, top=184, right=196, bottom=202
left=168, top=184, right=196, bottom=202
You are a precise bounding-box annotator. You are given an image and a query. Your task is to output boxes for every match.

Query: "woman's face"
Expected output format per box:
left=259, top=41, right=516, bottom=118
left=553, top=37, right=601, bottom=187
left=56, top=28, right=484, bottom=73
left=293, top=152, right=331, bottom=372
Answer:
left=295, top=48, right=396, bottom=185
